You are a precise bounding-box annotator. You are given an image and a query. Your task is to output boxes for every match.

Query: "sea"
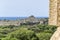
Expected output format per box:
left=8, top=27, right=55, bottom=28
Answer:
left=0, top=17, right=48, bottom=20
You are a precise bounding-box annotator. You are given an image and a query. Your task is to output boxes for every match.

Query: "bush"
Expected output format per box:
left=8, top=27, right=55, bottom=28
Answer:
left=37, top=24, right=57, bottom=33
left=2, top=28, right=38, bottom=40
left=0, top=24, right=57, bottom=40
left=36, top=32, right=52, bottom=40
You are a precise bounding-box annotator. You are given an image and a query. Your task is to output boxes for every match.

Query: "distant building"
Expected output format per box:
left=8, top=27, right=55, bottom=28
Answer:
left=20, top=15, right=48, bottom=25
left=0, top=16, right=48, bottom=26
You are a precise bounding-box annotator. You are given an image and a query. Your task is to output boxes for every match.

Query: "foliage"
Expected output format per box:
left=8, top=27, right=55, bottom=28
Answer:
left=2, top=28, right=38, bottom=40
left=36, top=32, right=52, bottom=40
left=0, top=25, right=57, bottom=40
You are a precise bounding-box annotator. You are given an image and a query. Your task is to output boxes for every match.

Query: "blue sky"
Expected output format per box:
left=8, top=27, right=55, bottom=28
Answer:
left=0, top=0, right=49, bottom=17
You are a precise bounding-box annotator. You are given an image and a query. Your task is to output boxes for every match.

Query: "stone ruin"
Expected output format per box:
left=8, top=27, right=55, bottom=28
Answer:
left=49, top=0, right=60, bottom=40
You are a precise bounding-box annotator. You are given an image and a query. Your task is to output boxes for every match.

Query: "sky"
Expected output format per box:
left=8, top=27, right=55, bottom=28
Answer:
left=0, top=0, right=49, bottom=17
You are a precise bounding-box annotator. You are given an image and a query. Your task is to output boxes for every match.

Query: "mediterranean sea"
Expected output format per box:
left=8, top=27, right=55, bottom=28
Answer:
left=0, top=17, right=48, bottom=20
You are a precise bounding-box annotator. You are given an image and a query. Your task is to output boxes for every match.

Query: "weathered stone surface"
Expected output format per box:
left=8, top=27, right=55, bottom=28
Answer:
left=49, top=0, right=57, bottom=26
left=49, top=0, right=60, bottom=39
left=50, top=27, right=60, bottom=40
left=49, top=0, right=60, bottom=26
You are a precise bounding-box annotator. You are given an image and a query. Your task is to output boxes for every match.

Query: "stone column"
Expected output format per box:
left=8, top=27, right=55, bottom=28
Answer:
left=49, top=0, right=58, bottom=26
left=49, top=0, right=60, bottom=40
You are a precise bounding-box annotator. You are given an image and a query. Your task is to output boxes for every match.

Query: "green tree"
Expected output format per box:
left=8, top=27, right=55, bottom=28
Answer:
left=36, top=32, right=52, bottom=40
left=2, top=28, right=38, bottom=40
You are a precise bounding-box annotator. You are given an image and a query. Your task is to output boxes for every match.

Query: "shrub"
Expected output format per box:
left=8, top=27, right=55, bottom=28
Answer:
left=36, top=32, right=52, bottom=40
left=2, top=28, right=38, bottom=40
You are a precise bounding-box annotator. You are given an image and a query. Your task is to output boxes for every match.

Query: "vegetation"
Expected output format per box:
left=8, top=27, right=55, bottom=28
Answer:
left=0, top=24, right=57, bottom=40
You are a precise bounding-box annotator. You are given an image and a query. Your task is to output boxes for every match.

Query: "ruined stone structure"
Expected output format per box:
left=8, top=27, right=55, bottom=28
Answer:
left=49, top=0, right=60, bottom=40
left=49, top=0, right=60, bottom=26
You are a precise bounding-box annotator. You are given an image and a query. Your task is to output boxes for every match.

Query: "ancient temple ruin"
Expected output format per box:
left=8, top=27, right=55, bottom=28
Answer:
left=49, top=0, right=60, bottom=40
left=49, top=0, right=60, bottom=26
